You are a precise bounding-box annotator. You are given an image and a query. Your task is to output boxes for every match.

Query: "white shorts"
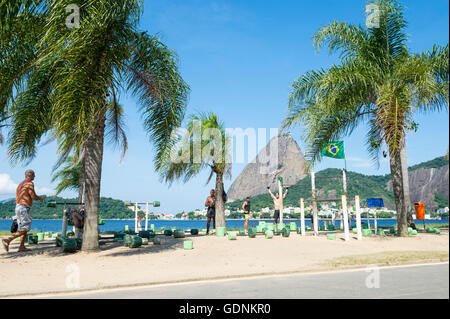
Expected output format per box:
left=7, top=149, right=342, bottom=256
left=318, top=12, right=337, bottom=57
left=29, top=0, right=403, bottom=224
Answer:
left=15, top=204, right=32, bottom=232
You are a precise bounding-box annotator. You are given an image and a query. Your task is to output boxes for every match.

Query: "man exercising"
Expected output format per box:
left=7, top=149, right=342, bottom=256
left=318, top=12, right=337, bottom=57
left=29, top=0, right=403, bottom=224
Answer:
left=268, top=186, right=288, bottom=229
left=205, top=189, right=216, bottom=234
left=242, top=197, right=251, bottom=233
left=2, top=170, right=44, bottom=253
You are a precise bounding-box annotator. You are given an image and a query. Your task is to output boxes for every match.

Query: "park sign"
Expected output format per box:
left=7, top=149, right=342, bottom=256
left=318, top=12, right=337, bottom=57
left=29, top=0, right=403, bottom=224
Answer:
left=366, top=198, right=384, bottom=208
left=321, top=141, right=345, bottom=159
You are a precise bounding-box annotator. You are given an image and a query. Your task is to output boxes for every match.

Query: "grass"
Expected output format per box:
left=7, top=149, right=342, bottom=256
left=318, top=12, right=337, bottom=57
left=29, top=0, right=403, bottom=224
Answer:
left=323, top=250, right=449, bottom=268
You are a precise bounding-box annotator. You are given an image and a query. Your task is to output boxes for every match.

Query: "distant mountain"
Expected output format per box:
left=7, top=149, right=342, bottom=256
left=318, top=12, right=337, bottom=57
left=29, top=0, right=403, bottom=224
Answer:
left=226, top=156, right=449, bottom=212
left=227, top=134, right=308, bottom=201
left=388, top=156, right=449, bottom=210
left=0, top=198, right=14, bottom=204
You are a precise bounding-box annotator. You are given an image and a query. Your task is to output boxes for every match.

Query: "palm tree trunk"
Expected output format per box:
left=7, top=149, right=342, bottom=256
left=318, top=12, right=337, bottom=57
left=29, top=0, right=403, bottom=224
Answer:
left=215, top=172, right=226, bottom=228
left=389, top=147, right=408, bottom=236
left=82, top=111, right=106, bottom=251
left=78, top=158, right=85, bottom=204
left=400, top=142, right=413, bottom=226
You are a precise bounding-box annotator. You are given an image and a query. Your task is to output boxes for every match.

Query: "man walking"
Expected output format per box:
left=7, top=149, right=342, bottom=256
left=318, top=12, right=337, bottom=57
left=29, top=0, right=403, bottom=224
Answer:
left=268, top=186, right=288, bottom=229
left=2, top=170, right=44, bottom=253
left=205, top=189, right=216, bottom=234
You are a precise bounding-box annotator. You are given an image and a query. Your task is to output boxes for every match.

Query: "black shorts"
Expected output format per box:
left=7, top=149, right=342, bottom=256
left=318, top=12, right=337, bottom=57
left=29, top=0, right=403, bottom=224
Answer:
left=274, top=210, right=280, bottom=220
left=207, top=207, right=215, bottom=218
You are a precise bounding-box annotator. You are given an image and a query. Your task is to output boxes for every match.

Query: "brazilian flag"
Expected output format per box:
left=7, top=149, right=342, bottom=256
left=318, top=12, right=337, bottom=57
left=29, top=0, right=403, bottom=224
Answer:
left=321, top=141, right=345, bottom=159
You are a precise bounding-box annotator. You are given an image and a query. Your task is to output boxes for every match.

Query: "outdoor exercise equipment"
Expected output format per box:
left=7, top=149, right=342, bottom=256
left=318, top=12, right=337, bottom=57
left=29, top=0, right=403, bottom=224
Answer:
left=362, top=198, right=384, bottom=233
left=228, top=231, right=237, bottom=240
left=46, top=200, right=85, bottom=237
left=216, top=226, right=226, bottom=237
left=300, top=194, right=353, bottom=241
left=173, top=230, right=186, bottom=238
left=294, top=170, right=349, bottom=237
left=128, top=235, right=142, bottom=248
left=125, top=201, right=161, bottom=233
left=265, top=230, right=274, bottom=239
left=184, top=240, right=193, bottom=250
left=164, top=230, right=173, bottom=236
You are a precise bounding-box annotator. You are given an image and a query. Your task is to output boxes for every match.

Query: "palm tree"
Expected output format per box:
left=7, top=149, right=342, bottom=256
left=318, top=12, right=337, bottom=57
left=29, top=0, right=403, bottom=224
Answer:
left=158, top=112, right=232, bottom=228
left=51, top=102, right=127, bottom=197
left=283, top=0, right=448, bottom=236
left=1, top=0, right=189, bottom=250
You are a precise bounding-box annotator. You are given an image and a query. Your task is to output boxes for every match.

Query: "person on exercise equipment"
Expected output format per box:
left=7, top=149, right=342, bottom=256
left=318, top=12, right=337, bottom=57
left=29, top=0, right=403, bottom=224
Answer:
left=71, top=206, right=85, bottom=239
left=2, top=170, right=44, bottom=253
left=242, top=197, right=251, bottom=233
left=205, top=189, right=216, bottom=234
left=268, top=186, right=288, bottom=229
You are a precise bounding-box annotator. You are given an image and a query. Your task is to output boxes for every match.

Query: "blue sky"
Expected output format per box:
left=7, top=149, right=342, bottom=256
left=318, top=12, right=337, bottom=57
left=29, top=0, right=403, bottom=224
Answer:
left=0, top=0, right=448, bottom=213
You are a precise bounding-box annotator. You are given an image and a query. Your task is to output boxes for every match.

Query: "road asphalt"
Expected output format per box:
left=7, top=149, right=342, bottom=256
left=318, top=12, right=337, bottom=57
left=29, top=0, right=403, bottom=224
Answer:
left=34, top=262, right=449, bottom=299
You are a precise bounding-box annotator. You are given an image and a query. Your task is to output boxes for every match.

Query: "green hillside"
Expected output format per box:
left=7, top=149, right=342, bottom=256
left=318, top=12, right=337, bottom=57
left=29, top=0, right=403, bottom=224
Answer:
left=0, top=196, right=134, bottom=219
left=409, top=156, right=448, bottom=171
left=226, top=168, right=394, bottom=211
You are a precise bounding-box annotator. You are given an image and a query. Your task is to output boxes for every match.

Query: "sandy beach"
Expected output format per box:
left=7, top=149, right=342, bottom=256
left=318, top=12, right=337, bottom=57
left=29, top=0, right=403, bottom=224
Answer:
left=0, top=230, right=448, bottom=297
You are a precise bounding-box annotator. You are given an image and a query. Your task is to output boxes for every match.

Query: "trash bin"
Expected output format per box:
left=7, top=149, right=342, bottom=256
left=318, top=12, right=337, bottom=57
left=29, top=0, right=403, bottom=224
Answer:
left=414, top=202, right=425, bottom=220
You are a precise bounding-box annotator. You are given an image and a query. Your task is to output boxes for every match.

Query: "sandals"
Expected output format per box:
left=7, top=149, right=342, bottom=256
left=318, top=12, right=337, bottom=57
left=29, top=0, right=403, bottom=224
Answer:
left=18, top=247, right=31, bottom=252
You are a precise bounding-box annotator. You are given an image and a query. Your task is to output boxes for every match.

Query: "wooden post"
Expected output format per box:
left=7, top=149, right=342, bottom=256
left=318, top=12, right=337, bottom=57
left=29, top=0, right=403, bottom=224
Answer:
left=62, top=205, right=68, bottom=236
left=355, top=195, right=362, bottom=240
left=300, top=198, right=305, bottom=236
left=278, top=178, right=284, bottom=224
left=145, top=202, right=149, bottom=231
left=342, top=195, right=350, bottom=241
left=134, top=202, right=138, bottom=232
left=342, top=169, right=347, bottom=196
left=311, top=172, right=319, bottom=236
left=374, top=210, right=378, bottom=233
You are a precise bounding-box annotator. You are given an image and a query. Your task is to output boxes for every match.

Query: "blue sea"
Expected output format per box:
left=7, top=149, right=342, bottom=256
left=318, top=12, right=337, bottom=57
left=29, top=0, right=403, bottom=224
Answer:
left=0, top=218, right=446, bottom=233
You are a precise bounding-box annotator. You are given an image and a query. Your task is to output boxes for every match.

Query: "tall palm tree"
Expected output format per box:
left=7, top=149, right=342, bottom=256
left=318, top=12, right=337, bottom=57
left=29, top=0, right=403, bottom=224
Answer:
left=159, top=112, right=232, bottom=228
left=1, top=0, right=189, bottom=250
left=283, top=0, right=448, bottom=236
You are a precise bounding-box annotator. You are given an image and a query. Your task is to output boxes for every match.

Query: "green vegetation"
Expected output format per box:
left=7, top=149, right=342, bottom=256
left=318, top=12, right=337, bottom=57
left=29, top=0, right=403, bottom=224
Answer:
left=434, top=192, right=449, bottom=209
left=227, top=168, right=394, bottom=211
left=323, top=251, right=449, bottom=268
left=409, top=156, right=449, bottom=171
left=0, top=196, right=138, bottom=220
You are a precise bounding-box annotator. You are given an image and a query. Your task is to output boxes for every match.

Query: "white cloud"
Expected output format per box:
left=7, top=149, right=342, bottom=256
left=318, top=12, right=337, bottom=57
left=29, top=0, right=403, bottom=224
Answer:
left=0, top=173, right=54, bottom=196
left=36, top=187, right=55, bottom=196
left=0, top=174, right=17, bottom=194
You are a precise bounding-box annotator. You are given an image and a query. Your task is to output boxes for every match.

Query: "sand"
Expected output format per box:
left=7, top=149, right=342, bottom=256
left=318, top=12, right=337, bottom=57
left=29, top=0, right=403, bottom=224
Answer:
left=0, top=231, right=448, bottom=297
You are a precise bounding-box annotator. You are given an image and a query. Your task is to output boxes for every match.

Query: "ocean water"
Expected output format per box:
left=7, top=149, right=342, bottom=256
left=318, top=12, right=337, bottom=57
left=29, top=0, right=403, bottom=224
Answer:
left=0, top=218, right=446, bottom=233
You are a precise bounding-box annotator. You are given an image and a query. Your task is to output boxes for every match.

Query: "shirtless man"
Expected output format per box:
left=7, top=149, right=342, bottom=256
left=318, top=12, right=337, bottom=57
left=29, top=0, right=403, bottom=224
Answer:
left=2, top=170, right=44, bottom=253
left=268, top=186, right=288, bottom=229
left=205, top=189, right=216, bottom=234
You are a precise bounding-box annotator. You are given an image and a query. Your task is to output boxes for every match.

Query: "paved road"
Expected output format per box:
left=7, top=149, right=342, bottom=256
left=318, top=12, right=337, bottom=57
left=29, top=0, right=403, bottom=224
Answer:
left=40, top=263, right=448, bottom=299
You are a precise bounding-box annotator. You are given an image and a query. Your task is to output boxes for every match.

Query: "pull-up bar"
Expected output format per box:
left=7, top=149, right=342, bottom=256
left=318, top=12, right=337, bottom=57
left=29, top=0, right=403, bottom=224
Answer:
left=125, top=201, right=161, bottom=231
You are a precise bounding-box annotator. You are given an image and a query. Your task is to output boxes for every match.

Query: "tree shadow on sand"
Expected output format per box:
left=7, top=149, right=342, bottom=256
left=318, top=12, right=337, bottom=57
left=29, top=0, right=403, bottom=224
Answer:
left=102, top=234, right=197, bottom=257
left=0, top=240, right=72, bottom=259
left=1, top=234, right=202, bottom=259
